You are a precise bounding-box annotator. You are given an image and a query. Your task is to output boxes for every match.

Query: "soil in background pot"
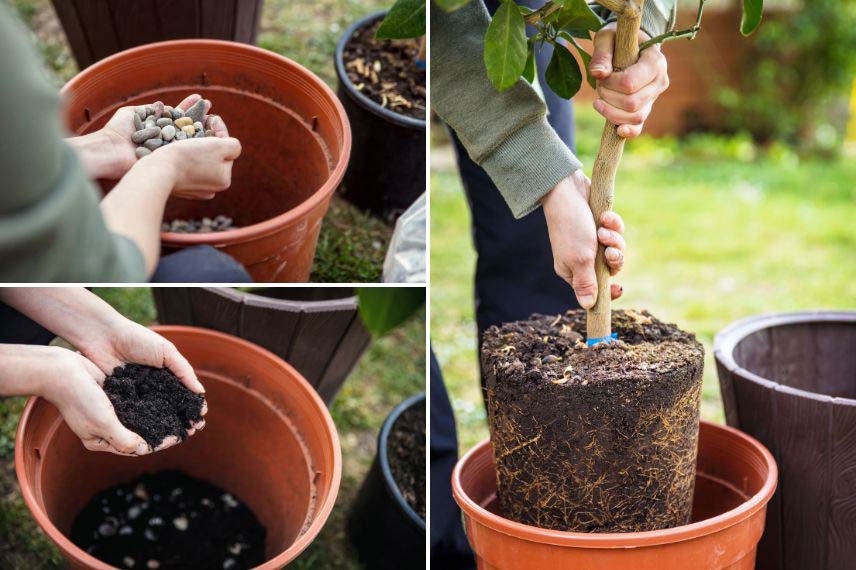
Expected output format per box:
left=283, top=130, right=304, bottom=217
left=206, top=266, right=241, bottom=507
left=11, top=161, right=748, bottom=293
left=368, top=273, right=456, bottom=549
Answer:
left=343, top=20, right=426, bottom=120
left=103, top=365, right=205, bottom=449
left=482, top=309, right=704, bottom=533
left=388, top=400, right=426, bottom=519
left=70, top=470, right=266, bottom=570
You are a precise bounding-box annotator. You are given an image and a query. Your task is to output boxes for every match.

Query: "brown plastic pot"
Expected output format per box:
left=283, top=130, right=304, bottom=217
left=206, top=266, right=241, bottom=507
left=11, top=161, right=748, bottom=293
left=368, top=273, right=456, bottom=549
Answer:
left=61, top=40, right=352, bottom=282
left=15, top=326, right=341, bottom=569
left=715, top=310, right=856, bottom=570
left=453, top=421, right=777, bottom=570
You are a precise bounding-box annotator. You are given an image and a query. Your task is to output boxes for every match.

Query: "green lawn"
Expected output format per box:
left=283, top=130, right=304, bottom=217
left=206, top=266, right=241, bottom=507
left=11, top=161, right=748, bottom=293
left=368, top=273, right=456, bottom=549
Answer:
left=0, top=288, right=426, bottom=569
left=431, top=107, right=856, bottom=452
left=7, top=0, right=392, bottom=283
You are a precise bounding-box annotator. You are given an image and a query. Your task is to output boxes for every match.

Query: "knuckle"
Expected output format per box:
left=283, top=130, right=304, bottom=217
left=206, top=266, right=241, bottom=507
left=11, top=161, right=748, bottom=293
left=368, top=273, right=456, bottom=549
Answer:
left=620, top=74, right=637, bottom=93
left=570, top=250, right=595, bottom=268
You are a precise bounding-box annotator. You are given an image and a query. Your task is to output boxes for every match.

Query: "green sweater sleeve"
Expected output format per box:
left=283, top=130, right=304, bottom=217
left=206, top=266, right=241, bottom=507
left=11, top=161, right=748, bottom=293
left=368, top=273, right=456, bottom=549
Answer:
left=431, top=1, right=582, bottom=218
left=0, top=4, right=146, bottom=282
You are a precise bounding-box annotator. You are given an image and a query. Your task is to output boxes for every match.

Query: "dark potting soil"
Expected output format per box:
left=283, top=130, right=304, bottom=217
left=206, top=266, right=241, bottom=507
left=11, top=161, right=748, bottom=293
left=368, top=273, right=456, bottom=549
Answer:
left=343, top=20, right=426, bottom=120
left=71, top=470, right=266, bottom=570
left=387, top=400, right=426, bottom=519
left=103, top=364, right=205, bottom=449
left=482, top=309, right=705, bottom=533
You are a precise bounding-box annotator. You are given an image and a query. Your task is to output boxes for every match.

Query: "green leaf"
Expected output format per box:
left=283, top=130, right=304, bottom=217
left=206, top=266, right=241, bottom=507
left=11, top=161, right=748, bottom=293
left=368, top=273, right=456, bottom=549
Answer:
left=522, top=41, right=536, bottom=83
left=559, top=31, right=596, bottom=89
left=545, top=43, right=582, bottom=99
left=556, top=0, right=602, bottom=33
left=435, top=0, right=471, bottom=11
left=376, top=0, right=426, bottom=40
left=357, top=288, right=425, bottom=337
left=740, top=0, right=763, bottom=36
left=484, top=0, right=528, bottom=91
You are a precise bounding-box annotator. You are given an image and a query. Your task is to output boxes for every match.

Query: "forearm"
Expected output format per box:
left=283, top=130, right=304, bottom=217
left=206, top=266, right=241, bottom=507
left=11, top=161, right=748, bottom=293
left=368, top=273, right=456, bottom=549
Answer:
left=66, top=130, right=122, bottom=180
left=0, top=289, right=124, bottom=353
left=99, top=158, right=176, bottom=276
left=0, top=344, right=67, bottom=398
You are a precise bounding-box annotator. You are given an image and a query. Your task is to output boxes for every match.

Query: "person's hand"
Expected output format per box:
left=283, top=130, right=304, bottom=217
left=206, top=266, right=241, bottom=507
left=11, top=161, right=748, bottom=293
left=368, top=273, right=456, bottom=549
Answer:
left=542, top=170, right=626, bottom=309
left=38, top=347, right=156, bottom=455
left=76, top=93, right=234, bottom=181
left=141, top=135, right=242, bottom=200
left=589, top=23, right=669, bottom=138
left=77, top=318, right=207, bottom=435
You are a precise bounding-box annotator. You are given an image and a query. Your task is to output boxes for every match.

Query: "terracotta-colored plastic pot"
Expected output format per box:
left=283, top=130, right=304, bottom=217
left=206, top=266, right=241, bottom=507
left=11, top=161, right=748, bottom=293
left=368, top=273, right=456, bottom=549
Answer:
left=15, top=326, right=341, bottom=569
left=61, top=40, right=352, bottom=282
left=453, top=421, right=777, bottom=570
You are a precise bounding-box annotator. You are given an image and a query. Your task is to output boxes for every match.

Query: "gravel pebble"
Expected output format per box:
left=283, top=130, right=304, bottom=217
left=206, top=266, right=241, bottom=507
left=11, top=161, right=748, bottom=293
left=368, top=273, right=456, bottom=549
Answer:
left=132, top=126, right=161, bottom=143
left=185, top=99, right=206, bottom=123
left=133, top=113, right=144, bottom=131
left=193, top=121, right=203, bottom=132
left=144, top=138, right=163, bottom=151
left=161, top=125, right=176, bottom=141
left=181, top=125, right=196, bottom=137
left=134, top=106, right=147, bottom=121
left=152, top=101, right=165, bottom=119
left=175, top=130, right=187, bottom=141
left=170, top=107, right=184, bottom=120
left=156, top=117, right=173, bottom=128
left=174, top=117, right=193, bottom=128
left=135, top=147, right=152, bottom=158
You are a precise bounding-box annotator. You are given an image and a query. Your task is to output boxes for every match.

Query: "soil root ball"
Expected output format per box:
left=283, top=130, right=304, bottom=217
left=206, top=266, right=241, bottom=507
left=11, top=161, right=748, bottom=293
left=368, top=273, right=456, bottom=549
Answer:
left=481, top=309, right=704, bottom=532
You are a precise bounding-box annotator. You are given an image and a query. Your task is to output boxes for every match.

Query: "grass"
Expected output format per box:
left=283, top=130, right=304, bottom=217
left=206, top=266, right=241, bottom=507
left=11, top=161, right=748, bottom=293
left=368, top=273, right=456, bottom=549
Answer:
left=431, top=106, right=856, bottom=452
left=6, top=0, right=395, bottom=283
left=0, top=288, right=425, bottom=569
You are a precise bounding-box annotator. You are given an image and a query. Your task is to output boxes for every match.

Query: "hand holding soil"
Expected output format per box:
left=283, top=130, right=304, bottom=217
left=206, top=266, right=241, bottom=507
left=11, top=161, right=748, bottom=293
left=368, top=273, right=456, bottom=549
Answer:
left=542, top=171, right=626, bottom=309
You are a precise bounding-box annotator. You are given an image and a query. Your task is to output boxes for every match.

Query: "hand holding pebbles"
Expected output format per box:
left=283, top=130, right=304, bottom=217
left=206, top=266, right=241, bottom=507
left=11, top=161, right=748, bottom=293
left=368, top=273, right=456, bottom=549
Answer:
left=131, top=98, right=218, bottom=159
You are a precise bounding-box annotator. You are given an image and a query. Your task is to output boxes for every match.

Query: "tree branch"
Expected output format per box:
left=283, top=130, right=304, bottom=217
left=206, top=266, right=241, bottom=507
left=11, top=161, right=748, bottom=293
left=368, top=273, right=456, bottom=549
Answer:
left=523, top=1, right=561, bottom=26
left=593, top=0, right=630, bottom=13
left=639, top=0, right=707, bottom=51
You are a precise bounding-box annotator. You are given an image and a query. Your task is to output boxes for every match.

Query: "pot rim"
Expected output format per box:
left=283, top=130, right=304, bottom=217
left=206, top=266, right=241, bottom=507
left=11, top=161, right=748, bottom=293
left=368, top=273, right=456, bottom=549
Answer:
left=714, top=310, right=856, bottom=406
left=452, top=420, right=777, bottom=549
left=61, top=38, right=352, bottom=248
left=15, top=325, right=342, bottom=570
left=334, top=11, right=426, bottom=130
left=378, top=392, right=426, bottom=531
left=206, top=285, right=358, bottom=312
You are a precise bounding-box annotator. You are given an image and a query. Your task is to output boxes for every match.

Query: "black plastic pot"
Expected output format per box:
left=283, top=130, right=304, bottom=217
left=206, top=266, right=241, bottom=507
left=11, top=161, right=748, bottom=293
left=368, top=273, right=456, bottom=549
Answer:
left=334, top=11, right=426, bottom=223
left=349, top=393, right=426, bottom=568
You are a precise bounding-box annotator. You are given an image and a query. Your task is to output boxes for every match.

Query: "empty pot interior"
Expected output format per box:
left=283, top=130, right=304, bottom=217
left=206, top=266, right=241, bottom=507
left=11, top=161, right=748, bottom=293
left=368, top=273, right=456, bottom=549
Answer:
left=63, top=42, right=346, bottom=229
left=733, top=321, right=856, bottom=399
left=31, top=371, right=312, bottom=561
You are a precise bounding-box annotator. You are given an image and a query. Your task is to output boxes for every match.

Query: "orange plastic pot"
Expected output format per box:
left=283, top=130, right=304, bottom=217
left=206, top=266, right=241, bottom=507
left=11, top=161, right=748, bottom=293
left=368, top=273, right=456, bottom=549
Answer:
left=61, top=40, right=352, bottom=282
left=15, top=326, right=341, bottom=569
left=453, top=421, right=777, bottom=570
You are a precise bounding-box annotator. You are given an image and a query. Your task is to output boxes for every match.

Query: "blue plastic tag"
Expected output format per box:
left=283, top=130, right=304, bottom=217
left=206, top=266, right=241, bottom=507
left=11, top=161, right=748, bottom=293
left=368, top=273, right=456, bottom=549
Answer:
left=586, top=333, right=618, bottom=347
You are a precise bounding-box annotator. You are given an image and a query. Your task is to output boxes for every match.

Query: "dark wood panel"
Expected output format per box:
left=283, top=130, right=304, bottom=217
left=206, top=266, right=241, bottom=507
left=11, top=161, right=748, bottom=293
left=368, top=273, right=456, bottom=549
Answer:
left=817, top=324, right=856, bottom=399
left=774, top=387, right=832, bottom=570
left=771, top=324, right=817, bottom=393
left=152, top=287, right=192, bottom=324
left=50, top=0, right=93, bottom=67
left=74, top=0, right=121, bottom=63
left=110, top=0, right=162, bottom=51
left=199, top=0, right=234, bottom=39
left=829, top=403, right=856, bottom=569
left=315, top=315, right=371, bottom=403
left=233, top=0, right=261, bottom=43
left=187, top=287, right=242, bottom=335
left=238, top=297, right=302, bottom=367
left=716, top=359, right=741, bottom=428
left=154, top=0, right=201, bottom=40
left=287, top=306, right=356, bottom=383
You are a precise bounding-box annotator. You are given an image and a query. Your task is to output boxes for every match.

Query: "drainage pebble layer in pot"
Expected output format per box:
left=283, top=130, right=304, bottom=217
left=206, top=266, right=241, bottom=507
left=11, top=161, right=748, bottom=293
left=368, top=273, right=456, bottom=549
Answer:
left=335, top=11, right=426, bottom=222
left=61, top=40, right=351, bottom=282
left=16, top=326, right=342, bottom=570
left=349, top=393, right=426, bottom=569
left=715, top=311, right=856, bottom=570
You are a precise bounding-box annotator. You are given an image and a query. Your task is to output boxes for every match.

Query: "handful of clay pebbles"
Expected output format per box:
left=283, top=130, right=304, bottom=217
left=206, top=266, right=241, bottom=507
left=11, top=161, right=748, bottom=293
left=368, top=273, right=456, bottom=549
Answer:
left=131, top=99, right=218, bottom=158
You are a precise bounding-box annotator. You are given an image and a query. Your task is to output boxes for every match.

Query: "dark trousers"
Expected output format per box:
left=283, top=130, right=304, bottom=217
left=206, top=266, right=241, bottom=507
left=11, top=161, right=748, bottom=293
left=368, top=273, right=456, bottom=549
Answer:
left=151, top=245, right=252, bottom=283
left=430, top=2, right=582, bottom=564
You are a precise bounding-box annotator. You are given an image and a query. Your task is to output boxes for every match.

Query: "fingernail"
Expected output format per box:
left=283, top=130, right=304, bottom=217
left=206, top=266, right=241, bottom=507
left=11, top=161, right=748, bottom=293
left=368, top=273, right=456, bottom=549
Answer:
left=591, top=64, right=606, bottom=73
left=578, top=295, right=595, bottom=309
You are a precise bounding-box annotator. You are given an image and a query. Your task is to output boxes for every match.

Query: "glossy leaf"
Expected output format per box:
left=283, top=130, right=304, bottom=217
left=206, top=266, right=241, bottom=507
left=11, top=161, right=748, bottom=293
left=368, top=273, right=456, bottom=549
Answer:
left=435, top=0, right=470, bottom=11
left=484, top=0, right=528, bottom=91
left=376, top=0, right=426, bottom=40
left=545, top=43, right=582, bottom=99
left=357, top=288, right=425, bottom=337
left=740, top=0, right=763, bottom=36
left=522, top=41, right=536, bottom=83
left=556, top=0, right=602, bottom=33
left=559, top=31, right=596, bottom=89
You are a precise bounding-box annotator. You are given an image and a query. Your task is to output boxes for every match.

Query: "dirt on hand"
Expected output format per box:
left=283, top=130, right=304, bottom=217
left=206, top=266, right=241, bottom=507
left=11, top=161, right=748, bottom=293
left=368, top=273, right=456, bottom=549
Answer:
left=387, top=400, right=426, bottom=519
left=71, top=470, right=265, bottom=570
left=343, top=20, right=426, bottom=120
left=103, top=365, right=205, bottom=449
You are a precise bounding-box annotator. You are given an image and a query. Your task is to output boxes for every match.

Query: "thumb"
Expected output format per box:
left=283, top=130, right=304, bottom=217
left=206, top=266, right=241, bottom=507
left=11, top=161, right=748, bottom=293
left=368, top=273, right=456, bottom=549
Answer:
left=590, top=27, right=615, bottom=79
left=571, top=257, right=599, bottom=310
